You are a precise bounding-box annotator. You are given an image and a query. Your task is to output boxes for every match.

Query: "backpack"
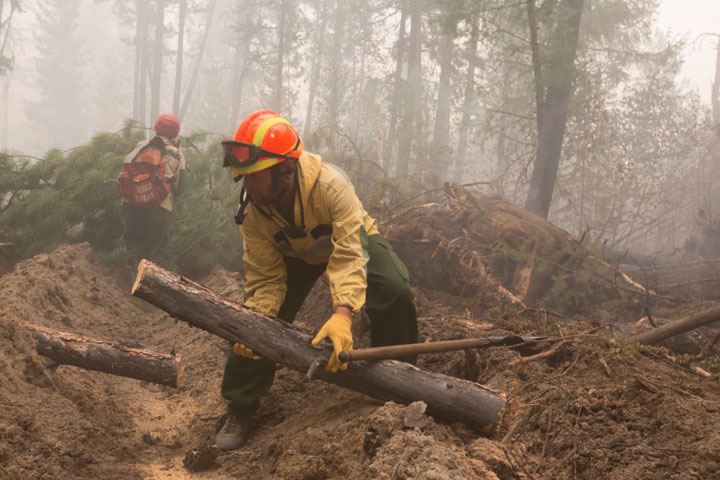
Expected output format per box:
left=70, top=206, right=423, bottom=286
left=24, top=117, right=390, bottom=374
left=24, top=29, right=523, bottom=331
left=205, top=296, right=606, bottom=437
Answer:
left=117, top=136, right=171, bottom=208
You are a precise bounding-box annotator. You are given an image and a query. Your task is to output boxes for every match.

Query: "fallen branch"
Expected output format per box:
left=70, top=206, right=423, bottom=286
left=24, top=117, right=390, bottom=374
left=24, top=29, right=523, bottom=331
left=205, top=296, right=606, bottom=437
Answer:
left=508, top=341, right=568, bottom=367
left=24, top=323, right=183, bottom=387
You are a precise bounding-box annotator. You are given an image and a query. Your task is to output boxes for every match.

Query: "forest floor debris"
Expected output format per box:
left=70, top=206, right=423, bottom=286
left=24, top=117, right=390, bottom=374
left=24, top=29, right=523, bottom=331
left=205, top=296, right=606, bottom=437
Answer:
left=0, top=233, right=719, bottom=478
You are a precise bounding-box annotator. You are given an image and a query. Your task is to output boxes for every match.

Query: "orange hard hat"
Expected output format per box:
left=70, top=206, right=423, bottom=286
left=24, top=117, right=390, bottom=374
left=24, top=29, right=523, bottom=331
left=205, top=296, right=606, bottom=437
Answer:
left=227, top=110, right=303, bottom=176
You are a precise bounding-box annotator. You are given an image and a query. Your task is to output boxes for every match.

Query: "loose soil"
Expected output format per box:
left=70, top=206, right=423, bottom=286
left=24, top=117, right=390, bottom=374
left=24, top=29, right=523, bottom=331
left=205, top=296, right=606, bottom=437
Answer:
left=1, top=241, right=719, bottom=479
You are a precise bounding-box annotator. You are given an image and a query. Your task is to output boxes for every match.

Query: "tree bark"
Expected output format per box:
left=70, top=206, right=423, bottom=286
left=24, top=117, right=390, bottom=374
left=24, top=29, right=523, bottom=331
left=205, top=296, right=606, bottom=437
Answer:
left=625, top=306, right=720, bottom=346
left=132, top=260, right=506, bottom=433
left=523, top=0, right=585, bottom=219
left=24, top=323, right=183, bottom=388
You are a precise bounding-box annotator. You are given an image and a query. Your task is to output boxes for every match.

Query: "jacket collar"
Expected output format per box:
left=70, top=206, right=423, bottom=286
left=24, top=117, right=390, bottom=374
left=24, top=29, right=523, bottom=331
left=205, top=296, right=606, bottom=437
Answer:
left=296, top=150, right=322, bottom=208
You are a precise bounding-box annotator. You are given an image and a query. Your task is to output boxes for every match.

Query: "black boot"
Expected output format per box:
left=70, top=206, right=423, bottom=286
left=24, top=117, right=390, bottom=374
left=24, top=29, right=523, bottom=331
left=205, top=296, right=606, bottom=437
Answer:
left=216, top=410, right=254, bottom=451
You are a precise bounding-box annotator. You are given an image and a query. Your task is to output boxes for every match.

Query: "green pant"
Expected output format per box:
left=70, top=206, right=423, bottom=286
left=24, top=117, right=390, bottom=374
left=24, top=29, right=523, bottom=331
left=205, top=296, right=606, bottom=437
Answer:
left=221, top=234, right=418, bottom=412
left=123, top=204, right=171, bottom=273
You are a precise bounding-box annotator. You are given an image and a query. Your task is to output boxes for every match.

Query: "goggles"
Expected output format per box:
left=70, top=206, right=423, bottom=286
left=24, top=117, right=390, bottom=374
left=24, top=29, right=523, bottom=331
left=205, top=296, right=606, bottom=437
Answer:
left=221, top=140, right=294, bottom=170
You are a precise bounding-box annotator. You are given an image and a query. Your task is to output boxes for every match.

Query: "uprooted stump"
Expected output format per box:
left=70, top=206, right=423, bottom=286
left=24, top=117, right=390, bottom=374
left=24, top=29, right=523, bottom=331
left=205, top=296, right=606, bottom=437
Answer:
left=383, top=186, right=651, bottom=317
left=132, top=260, right=506, bottom=434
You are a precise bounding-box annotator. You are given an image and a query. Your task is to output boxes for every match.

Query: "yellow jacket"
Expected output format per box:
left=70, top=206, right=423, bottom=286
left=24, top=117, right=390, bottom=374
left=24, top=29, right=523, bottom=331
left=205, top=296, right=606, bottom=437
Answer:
left=241, top=151, right=379, bottom=316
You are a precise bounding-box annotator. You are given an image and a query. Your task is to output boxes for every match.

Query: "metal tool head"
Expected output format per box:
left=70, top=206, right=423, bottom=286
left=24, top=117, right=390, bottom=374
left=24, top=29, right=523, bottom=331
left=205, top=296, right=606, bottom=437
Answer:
left=305, top=355, right=326, bottom=380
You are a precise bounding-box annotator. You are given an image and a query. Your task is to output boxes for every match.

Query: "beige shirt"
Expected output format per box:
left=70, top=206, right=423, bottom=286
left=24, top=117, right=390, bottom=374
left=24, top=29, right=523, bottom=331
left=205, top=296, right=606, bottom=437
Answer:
left=123, top=136, right=186, bottom=212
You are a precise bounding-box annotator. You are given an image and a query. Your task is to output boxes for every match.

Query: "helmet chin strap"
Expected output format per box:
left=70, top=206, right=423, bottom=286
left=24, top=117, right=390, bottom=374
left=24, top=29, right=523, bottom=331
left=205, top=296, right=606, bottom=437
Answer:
left=234, top=159, right=305, bottom=232
left=271, top=159, right=306, bottom=236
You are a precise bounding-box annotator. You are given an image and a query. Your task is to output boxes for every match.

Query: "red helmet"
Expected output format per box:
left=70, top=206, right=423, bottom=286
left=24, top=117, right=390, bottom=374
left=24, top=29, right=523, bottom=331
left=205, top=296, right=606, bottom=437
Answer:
left=225, top=110, right=303, bottom=176
left=154, top=113, right=180, bottom=138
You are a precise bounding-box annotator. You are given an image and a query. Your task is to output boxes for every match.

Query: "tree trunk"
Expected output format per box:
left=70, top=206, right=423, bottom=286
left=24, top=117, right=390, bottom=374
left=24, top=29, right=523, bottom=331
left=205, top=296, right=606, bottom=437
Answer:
left=712, top=32, right=720, bottom=130
left=132, top=0, right=143, bottom=122
left=273, top=0, right=288, bottom=112
left=137, top=0, right=150, bottom=130
left=227, top=5, right=255, bottom=131
left=396, top=0, right=422, bottom=179
left=453, top=14, right=480, bottom=184
left=172, top=0, right=187, bottom=115
left=327, top=0, right=345, bottom=151
left=382, top=2, right=408, bottom=174
left=625, top=306, right=720, bottom=346
left=150, top=0, right=165, bottom=124
left=132, top=260, right=506, bottom=433
left=1, top=77, right=8, bottom=149
left=523, top=0, right=585, bottom=219
left=526, top=0, right=544, bottom=134
left=180, top=0, right=217, bottom=121
left=24, top=323, right=183, bottom=388
left=303, top=0, right=329, bottom=138
left=432, top=12, right=456, bottom=176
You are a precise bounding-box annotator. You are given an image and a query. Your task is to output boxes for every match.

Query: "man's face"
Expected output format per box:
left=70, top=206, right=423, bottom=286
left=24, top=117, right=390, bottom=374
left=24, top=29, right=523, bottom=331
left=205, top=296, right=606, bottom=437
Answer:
left=242, top=169, right=274, bottom=206
left=242, top=162, right=294, bottom=207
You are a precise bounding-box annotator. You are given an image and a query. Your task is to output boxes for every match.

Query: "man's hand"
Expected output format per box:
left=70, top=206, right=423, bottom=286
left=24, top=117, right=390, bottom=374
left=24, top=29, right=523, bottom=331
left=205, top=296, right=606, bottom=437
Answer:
left=233, top=343, right=262, bottom=360
left=311, top=308, right=353, bottom=373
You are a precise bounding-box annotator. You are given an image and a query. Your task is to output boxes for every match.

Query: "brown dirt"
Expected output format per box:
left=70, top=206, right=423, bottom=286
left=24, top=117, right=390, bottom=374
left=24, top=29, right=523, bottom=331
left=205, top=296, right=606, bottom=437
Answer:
left=1, top=242, right=719, bottom=479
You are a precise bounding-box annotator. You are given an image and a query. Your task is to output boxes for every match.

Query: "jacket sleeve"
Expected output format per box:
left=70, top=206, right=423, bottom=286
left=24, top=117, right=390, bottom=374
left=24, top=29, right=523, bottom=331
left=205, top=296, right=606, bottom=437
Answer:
left=325, top=181, right=369, bottom=314
left=241, top=220, right=287, bottom=317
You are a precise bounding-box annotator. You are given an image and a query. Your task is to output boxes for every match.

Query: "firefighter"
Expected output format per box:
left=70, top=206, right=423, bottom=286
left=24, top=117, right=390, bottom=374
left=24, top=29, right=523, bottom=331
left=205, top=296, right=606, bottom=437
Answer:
left=120, top=113, right=186, bottom=280
left=216, top=110, right=418, bottom=451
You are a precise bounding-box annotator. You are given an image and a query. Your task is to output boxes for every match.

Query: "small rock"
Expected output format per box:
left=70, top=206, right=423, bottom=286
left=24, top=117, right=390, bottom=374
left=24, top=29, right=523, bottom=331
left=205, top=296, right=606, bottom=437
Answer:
left=183, top=445, right=219, bottom=472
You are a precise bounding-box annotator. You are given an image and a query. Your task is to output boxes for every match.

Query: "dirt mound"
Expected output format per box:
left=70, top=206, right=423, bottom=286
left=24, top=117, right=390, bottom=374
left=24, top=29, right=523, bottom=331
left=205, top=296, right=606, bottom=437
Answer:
left=1, top=242, right=719, bottom=479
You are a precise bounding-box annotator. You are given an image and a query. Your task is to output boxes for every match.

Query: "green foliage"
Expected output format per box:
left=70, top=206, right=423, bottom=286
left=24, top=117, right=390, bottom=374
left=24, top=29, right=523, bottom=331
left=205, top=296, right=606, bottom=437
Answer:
left=607, top=338, right=641, bottom=360
left=0, top=126, right=137, bottom=258
left=0, top=123, right=242, bottom=279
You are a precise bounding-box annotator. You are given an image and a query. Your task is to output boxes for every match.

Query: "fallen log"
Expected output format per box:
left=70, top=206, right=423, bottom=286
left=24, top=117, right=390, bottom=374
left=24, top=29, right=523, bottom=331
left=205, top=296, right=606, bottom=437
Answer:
left=24, top=323, right=183, bottom=387
left=625, top=305, right=720, bottom=346
left=132, top=260, right=506, bottom=434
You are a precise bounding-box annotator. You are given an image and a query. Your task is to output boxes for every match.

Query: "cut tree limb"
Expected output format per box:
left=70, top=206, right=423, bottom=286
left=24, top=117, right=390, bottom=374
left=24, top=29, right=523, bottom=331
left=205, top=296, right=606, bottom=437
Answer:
left=24, top=323, right=183, bottom=387
left=625, top=305, right=720, bottom=346
left=132, top=260, right=506, bottom=433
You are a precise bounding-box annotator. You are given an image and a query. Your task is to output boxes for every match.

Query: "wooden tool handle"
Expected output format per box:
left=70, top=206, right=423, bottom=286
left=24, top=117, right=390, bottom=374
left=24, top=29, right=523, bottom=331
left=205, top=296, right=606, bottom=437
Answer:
left=338, top=336, right=542, bottom=363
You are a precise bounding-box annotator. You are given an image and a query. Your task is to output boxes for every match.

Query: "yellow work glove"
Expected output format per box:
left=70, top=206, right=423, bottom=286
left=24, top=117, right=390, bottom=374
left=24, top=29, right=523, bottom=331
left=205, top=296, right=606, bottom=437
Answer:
left=233, top=343, right=262, bottom=360
left=311, top=314, right=353, bottom=373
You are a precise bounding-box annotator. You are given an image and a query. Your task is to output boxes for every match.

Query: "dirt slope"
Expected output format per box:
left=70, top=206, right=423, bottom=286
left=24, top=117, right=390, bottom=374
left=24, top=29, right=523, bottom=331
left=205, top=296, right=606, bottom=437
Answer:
left=1, top=243, right=719, bottom=479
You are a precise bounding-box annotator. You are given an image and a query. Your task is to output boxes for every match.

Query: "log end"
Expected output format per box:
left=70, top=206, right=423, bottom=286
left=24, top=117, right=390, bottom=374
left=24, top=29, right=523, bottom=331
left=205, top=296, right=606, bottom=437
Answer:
left=131, top=259, right=147, bottom=295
